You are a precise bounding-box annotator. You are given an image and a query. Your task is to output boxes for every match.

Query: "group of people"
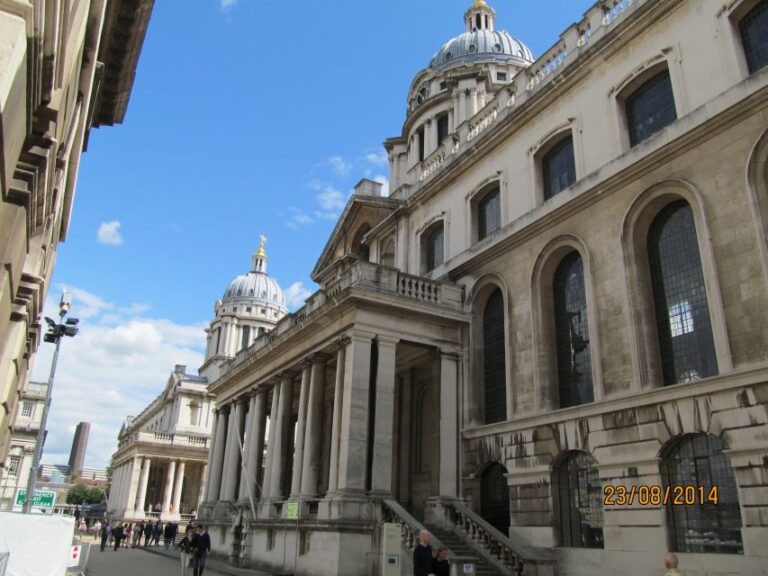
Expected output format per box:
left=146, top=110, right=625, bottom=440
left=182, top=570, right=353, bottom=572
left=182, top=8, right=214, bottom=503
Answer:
left=412, top=530, right=449, bottom=576
left=177, top=524, right=212, bottom=576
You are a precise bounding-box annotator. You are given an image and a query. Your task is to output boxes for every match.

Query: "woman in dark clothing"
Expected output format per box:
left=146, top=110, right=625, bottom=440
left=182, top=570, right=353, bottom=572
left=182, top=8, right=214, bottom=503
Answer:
left=178, top=527, right=195, bottom=576
left=413, top=530, right=434, bottom=576
left=432, top=546, right=450, bottom=576
left=143, top=521, right=153, bottom=547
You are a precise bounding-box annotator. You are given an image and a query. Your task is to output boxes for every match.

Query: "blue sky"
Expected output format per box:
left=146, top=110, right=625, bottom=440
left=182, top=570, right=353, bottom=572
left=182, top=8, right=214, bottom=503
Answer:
left=36, top=0, right=592, bottom=468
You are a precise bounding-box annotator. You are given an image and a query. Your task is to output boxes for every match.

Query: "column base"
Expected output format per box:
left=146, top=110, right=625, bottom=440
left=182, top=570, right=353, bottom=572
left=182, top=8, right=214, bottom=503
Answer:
left=318, top=493, right=376, bottom=521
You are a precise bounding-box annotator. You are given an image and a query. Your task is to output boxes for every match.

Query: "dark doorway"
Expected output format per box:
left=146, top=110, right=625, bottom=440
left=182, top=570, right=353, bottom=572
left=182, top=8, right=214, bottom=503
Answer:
left=481, top=462, right=510, bottom=535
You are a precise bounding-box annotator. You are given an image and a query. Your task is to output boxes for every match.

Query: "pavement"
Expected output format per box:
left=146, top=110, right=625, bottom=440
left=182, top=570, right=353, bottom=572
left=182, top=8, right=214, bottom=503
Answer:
left=79, top=538, right=276, bottom=576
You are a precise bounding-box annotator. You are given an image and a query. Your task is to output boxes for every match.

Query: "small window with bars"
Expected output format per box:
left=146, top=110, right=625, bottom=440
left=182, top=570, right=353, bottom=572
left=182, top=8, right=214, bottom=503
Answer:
left=425, top=224, right=445, bottom=272
left=739, top=0, right=768, bottom=74
left=625, top=69, right=677, bottom=147
left=542, top=135, right=576, bottom=200
left=21, top=401, right=33, bottom=418
left=7, top=455, right=20, bottom=477
left=554, top=451, right=604, bottom=548
left=477, top=187, right=501, bottom=240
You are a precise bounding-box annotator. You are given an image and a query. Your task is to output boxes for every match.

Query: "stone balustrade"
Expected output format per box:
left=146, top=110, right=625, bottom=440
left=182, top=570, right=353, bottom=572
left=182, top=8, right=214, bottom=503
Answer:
left=119, top=431, right=209, bottom=450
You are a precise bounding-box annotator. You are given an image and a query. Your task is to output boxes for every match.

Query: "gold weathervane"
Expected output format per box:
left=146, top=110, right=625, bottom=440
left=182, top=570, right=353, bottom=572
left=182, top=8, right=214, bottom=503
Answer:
left=257, top=233, right=267, bottom=257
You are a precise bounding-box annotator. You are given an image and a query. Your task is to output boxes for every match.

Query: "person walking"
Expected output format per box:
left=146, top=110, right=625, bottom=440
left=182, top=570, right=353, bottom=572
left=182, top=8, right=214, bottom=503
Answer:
left=112, top=523, right=123, bottom=551
left=153, top=519, right=163, bottom=546
left=164, top=521, right=175, bottom=549
left=99, top=521, right=111, bottom=552
left=124, top=523, right=132, bottom=548
left=93, top=520, right=102, bottom=542
left=432, top=546, right=449, bottom=576
left=133, top=521, right=143, bottom=548
left=191, top=524, right=211, bottom=576
left=143, top=521, right=153, bottom=547
left=413, top=530, right=434, bottom=576
left=178, top=527, right=195, bottom=576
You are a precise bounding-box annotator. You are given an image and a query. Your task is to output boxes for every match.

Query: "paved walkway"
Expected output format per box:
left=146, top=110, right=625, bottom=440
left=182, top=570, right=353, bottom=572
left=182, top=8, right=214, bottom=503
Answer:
left=81, top=542, right=276, bottom=576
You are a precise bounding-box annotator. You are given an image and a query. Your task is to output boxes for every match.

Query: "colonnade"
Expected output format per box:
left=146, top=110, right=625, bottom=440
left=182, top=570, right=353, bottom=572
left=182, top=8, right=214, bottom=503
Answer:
left=203, top=332, right=460, bottom=513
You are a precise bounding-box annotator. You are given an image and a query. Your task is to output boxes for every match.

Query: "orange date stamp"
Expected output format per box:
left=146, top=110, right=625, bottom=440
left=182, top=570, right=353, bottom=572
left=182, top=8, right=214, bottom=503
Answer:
left=603, top=484, right=719, bottom=506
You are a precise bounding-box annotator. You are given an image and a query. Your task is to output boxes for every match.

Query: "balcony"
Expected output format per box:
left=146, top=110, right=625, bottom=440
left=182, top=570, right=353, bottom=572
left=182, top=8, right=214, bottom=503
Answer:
left=24, top=382, right=48, bottom=399
left=227, top=259, right=464, bottom=373
left=118, top=431, right=209, bottom=450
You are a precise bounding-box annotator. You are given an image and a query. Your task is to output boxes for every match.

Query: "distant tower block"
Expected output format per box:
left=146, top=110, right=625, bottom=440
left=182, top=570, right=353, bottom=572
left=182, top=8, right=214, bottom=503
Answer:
left=68, top=422, right=91, bottom=477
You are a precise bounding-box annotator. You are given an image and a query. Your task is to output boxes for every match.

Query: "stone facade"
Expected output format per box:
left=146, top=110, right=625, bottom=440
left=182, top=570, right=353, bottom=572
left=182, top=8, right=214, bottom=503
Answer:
left=199, top=1, right=768, bottom=575
left=0, top=0, right=154, bottom=472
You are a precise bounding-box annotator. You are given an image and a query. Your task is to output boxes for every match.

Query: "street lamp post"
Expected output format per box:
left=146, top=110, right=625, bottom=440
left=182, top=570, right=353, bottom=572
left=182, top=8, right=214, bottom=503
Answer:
left=22, top=291, right=79, bottom=514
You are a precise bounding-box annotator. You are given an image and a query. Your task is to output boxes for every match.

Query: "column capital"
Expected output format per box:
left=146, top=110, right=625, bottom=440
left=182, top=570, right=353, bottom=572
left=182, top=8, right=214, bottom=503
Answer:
left=309, top=352, right=332, bottom=365
left=439, top=349, right=461, bottom=361
left=279, top=369, right=299, bottom=382
left=375, top=335, right=400, bottom=348
left=346, top=329, right=375, bottom=344
left=332, top=336, right=351, bottom=352
left=248, top=385, right=268, bottom=398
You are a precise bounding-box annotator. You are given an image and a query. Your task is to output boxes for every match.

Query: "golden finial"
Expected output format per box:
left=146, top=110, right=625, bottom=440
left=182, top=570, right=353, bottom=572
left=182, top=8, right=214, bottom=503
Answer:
left=256, top=233, right=267, bottom=257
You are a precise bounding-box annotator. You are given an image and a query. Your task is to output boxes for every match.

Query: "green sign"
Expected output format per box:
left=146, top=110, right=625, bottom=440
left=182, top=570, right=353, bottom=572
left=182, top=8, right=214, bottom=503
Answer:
left=16, top=489, right=57, bottom=508
left=283, top=501, right=299, bottom=520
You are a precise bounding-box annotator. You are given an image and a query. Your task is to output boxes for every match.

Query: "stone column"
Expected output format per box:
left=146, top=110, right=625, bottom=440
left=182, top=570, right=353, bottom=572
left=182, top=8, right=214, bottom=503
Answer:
left=371, top=336, right=398, bottom=494
left=220, top=401, right=244, bottom=501
left=268, top=373, right=294, bottom=499
left=439, top=352, right=460, bottom=498
left=197, top=464, right=207, bottom=510
left=241, top=390, right=267, bottom=500
left=206, top=409, right=228, bottom=501
left=163, top=460, right=177, bottom=512
left=327, top=344, right=346, bottom=493
left=398, top=371, right=413, bottom=503
left=337, top=332, right=373, bottom=493
left=301, top=355, right=328, bottom=496
left=125, top=457, right=142, bottom=516
left=262, top=383, right=281, bottom=498
left=136, top=458, right=151, bottom=514
left=290, top=364, right=312, bottom=497
left=172, top=461, right=185, bottom=513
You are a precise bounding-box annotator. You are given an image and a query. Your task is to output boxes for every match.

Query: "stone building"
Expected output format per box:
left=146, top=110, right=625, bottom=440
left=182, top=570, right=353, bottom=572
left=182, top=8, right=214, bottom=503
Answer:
left=107, top=241, right=288, bottom=522
left=198, top=0, right=768, bottom=575
left=0, top=381, right=46, bottom=510
left=0, top=0, right=154, bottom=470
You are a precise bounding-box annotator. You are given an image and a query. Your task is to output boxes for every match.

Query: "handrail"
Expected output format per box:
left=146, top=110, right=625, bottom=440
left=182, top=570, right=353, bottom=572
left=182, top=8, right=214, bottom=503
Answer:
left=381, top=500, right=476, bottom=565
left=445, top=501, right=553, bottom=574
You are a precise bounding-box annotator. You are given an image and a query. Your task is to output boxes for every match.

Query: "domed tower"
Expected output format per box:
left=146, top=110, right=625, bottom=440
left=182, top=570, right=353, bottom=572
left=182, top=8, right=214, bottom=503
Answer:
left=200, top=236, right=288, bottom=379
left=385, top=0, right=533, bottom=193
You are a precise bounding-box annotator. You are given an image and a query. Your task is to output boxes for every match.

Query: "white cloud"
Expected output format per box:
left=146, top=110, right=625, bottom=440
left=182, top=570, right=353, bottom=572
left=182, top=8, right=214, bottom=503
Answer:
left=284, top=281, right=313, bottom=310
left=285, top=208, right=314, bottom=229
left=374, top=175, right=390, bottom=197
left=318, top=186, right=346, bottom=212
left=97, top=220, right=123, bottom=246
left=33, top=286, right=206, bottom=468
left=220, top=0, right=238, bottom=8
left=366, top=152, right=388, bottom=166
left=328, top=156, right=351, bottom=177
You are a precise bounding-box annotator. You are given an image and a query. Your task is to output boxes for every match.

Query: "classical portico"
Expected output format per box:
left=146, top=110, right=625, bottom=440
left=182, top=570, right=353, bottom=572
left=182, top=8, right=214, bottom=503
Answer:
left=199, top=250, right=467, bottom=574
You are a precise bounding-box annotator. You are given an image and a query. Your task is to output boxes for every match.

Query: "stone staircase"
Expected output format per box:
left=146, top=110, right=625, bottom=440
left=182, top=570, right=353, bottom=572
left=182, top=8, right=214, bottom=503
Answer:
left=425, top=524, right=503, bottom=576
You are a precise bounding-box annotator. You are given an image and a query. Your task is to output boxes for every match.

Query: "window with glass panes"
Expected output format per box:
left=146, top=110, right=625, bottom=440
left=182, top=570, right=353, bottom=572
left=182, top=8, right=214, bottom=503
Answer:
left=478, top=187, right=501, bottom=240
left=661, top=434, right=743, bottom=554
left=425, top=225, right=444, bottom=272
left=555, top=452, right=604, bottom=548
left=241, top=325, right=251, bottom=350
left=625, top=69, right=677, bottom=147
left=553, top=252, right=594, bottom=408
left=647, top=200, right=717, bottom=385
left=542, top=136, right=576, bottom=200
left=21, top=401, right=33, bottom=418
left=739, top=0, right=768, bottom=74
left=483, top=289, right=506, bottom=424
left=7, top=455, right=20, bottom=477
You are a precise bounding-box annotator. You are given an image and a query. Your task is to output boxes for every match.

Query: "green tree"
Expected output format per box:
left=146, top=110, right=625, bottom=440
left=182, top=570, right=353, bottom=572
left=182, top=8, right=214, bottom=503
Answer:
left=85, top=487, right=103, bottom=504
left=66, top=484, right=88, bottom=505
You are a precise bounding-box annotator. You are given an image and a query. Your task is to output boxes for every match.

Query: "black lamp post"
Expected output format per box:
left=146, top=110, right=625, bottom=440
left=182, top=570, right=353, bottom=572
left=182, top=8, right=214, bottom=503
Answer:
left=22, top=291, right=79, bottom=514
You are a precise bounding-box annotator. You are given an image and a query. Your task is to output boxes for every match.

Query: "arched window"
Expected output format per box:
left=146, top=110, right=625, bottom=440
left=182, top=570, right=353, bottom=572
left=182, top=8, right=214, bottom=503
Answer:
left=647, top=200, right=717, bottom=385
left=553, top=252, right=593, bottom=408
left=542, top=134, right=576, bottom=200
left=624, top=68, right=677, bottom=147
left=477, top=186, right=501, bottom=241
left=661, top=434, right=743, bottom=554
left=553, top=451, right=603, bottom=548
left=738, top=0, right=768, bottom=74
left=483, top=289, right=506, bottom=424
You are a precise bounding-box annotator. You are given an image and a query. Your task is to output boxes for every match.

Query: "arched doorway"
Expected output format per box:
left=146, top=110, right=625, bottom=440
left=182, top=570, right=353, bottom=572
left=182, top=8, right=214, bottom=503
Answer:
left=481, top=462, right=510, bottom=535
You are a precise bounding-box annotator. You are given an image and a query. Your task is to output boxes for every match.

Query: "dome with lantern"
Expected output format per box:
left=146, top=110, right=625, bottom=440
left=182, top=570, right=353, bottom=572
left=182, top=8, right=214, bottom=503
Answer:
left=221, top=236, right=287, bottom=312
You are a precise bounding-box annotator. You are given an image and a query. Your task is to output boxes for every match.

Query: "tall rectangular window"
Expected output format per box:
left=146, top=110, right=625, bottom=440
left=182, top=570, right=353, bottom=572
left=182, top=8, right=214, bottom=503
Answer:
left=8, top=455, right=20, bottom=477
left=542, top=136, right=576, bottom=200
left=625, top=69, right=677, bottom=147
left=418, top=127, right=426, bottom=162
left=437, top=115, right=450, bottom=146
left=21, top=401, right=33, bottom=418
left=740, top=0, right=768, bottom=73
left=478, top=187, right=501, bottom=240
left=426, top=225, right=444, bottom=272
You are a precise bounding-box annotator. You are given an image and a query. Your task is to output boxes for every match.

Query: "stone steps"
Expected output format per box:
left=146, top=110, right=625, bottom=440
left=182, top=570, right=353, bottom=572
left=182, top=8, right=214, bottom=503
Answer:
left=425, top=524, right=503, bottom=576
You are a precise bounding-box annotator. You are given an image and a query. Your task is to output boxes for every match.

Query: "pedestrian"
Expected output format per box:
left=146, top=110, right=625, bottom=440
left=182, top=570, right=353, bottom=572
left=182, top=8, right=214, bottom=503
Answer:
left=124, top=523, right=132, bottom=548
left=112, top=522, right=123, bottom=551
left=191, top=524, right=211, bottom=576
left=93, top=520, right=102, bottom=541
left=178, top=527, right=195, bottom=576
left=164, top=521, right=174, bottom=549
left=413, top=530, right=434, bottom=576
left=74, top=505, right=81, bottom=525
left=78, top=519, right=87, bottom=535
left=153, top=519, right=163, bottom=546
left=100, top=521, right=111, bottom=552
left=664, top=552, right=681, bottom=576
left=143, top=521, right=153, bottom=547
left=133, top=521, right=143, bottom=548
left=432, top=546, right=449, bottom=576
